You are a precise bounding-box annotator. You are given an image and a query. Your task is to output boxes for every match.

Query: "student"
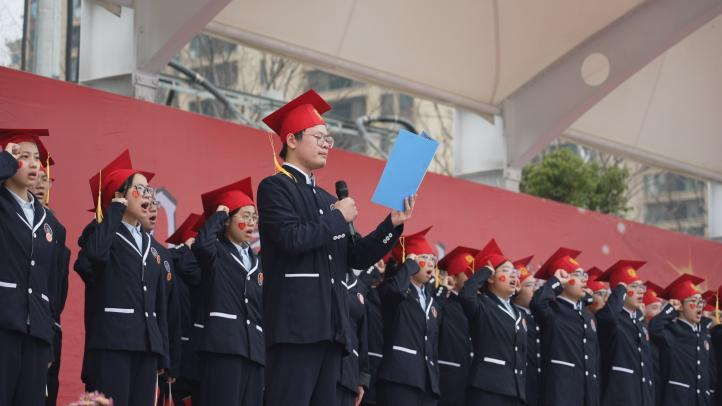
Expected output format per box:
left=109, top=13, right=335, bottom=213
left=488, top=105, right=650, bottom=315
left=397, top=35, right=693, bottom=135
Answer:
left=531, top=247, right=600, bottom=406
left=165, top=213, right=204, bottom=405
left=377, top=227, right=442, bottom=406
left=258, top=90, right=412, bottom=406
left=460, top=239, right=526, bottom=406
left=650, top=274, right=716, bottom=406
left=140, top=199, right=181, bottom=405
left=436, top=246, right=478, bottom=406
left=584, top=267, right=609, bottom=315
left=75, top=150, right=168, bottom=406
left=512, top=255, right=540, bottom=406
left=0, top=130, right=58, bottom=406
left=192, top=177, right=264, bottom=405
left=337, top=272, right=371, bottom=406
left=595, top=260, right=654, bottom=406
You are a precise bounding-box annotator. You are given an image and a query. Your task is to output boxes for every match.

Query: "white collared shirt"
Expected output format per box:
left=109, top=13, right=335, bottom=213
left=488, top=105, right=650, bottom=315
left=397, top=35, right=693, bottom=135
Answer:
left=122, top=221, right=143, bottom=251
left=283, top=163, right=314, bottom=186
left=6, top=187, right=35, bottom=225
left=496, top=294, right=515, bottom=316
left=623, top=307, right=637, bottom=319
left=232, top=241, right=252, bottom=270
left=414, top=283, right=427, bottom=311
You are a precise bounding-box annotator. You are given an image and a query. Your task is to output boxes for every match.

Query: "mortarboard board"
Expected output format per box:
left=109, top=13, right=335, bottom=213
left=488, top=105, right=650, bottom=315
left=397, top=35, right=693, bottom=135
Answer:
left=534, top=247, right=583, bottom=280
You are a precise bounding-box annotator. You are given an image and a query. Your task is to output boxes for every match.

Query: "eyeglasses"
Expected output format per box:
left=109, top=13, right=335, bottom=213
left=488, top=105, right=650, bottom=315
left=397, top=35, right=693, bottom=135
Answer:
left=570, top=270, right=589, bottom=282
left=497, top=266, right=521, bottom=279
left=593, top=289, right=609, bottom=298
left=416, top=254, right=437, bottom=267
left=683, top=297, right=706, bottom=308
left=628, top=282, right=647, bottom=293
left=235, top=213, right=259, bottom=224
left=131, top=184, right=155, bottom=197
left=305, top=131, right=335, bottom=149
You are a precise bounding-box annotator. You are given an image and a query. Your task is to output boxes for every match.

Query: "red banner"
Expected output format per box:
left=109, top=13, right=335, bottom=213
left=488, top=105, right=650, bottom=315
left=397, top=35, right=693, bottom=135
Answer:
left=1, top=67, right=720, bottom=403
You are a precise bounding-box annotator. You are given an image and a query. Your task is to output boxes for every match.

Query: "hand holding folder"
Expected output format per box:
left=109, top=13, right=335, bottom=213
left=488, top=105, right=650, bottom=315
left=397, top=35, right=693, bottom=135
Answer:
left=372, top=129, right=439, bottom=211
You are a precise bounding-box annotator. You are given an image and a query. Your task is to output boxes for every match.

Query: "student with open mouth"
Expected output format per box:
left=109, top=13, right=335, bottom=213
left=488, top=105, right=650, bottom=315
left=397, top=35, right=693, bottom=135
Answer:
left=460, top=239, right=527, bottom=406
left=0, top=129, right=61, bottom=406
left=531, top=247, right=601, bottom=406
left=192, top=177, right=265, bottom=405
left=650, top=274, right=714, bottom=406
left=75, top=150, right=168, bottom=406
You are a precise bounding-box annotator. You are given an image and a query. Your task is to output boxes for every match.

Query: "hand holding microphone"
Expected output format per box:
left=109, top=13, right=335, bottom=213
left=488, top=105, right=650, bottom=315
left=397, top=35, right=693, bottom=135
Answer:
left=335, top=180, right=359, bottom=241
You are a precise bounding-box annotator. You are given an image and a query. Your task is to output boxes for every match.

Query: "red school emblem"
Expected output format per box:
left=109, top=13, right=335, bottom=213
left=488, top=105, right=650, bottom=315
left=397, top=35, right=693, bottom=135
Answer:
left=705, top=340, right=710, bottom=351
left=522, top=318, right=528, bottom=332
left=431, top=307, right=438, bottom=319
left=357, top=292, right=365, bottom=305
left=44, top=223, right=53, bottom=243
left=258, top=272, right=264, bottom=286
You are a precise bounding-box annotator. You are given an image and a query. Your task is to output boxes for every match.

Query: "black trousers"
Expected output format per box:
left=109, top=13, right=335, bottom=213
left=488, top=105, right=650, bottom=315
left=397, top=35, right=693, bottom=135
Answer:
left=170, top=376, right=199, bottom=406
left=46, top=329, right=62, bottom=406
left=0, top=328, right=50, bottom=406
left=84, top=349, right=158, bottom=406
left=265, top=342, right=342, bottom=406
left=198, top=351, right=263, bottom=406
left=466, top=387, right=524, bottom=406
left=377, top=380, right=437, bottom=406
left=337, top=384, right=359, bottom=406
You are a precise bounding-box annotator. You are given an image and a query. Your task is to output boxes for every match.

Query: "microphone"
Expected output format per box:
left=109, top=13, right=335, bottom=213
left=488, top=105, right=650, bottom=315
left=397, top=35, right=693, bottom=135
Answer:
left=335, top=180, right=358, bottom=242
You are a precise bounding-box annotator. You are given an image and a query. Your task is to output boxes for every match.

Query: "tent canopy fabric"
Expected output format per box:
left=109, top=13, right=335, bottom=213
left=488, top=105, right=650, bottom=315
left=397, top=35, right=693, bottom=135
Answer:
left=208, top=0, right=722, bottom=181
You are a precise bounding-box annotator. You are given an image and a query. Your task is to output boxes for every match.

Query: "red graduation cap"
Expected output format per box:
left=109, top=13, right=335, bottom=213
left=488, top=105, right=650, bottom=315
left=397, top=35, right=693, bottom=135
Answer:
left=534, top=247, right=583, bottom=280
left=513, top=255, right=534, bottom=282
left=0, top=129, right=53, bottom=165
left=391, top=226, right=434, bottom=262
left=89, top=150, right=154, bottom=221
left=166, top=213, right=204, bottom=245
left=586, top=266, right=608, bottom=292
left=438, top=246, right=480, bottom=277
left=473, top=239, right=509, bottom=270
left=702, top=290, right=716, bottom=312
left=597, top=260, right=646, bottom=289
left=262, top=90, right=332, bottom=142
left=642, top=281, right=664, bottom=305
left=201, top=177, right=255, bottom=219
left=661, top=274, right=705, bottom=301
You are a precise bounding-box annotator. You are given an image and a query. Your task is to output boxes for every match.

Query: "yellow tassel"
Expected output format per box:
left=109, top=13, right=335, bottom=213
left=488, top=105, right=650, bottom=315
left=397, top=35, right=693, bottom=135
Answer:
left=267, top=133, right=295, bottom=182
left=96, top=170, right=103, bottom=223
left=435, top=268, right=440, bottom=289
left=400, top=237, right=406, bottom=263
left=716, top=292, right=720, bottom=325
left=44, top=154, right=51, bottom=206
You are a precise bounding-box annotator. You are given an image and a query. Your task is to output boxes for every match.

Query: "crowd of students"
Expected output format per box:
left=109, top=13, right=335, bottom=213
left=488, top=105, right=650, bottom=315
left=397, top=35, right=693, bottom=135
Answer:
left=0, top=89, right=720, bottom=406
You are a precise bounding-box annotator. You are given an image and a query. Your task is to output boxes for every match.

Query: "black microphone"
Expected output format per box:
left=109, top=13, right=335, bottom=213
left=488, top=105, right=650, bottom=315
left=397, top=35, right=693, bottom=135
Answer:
left=335, top=180, right=358, bottom=242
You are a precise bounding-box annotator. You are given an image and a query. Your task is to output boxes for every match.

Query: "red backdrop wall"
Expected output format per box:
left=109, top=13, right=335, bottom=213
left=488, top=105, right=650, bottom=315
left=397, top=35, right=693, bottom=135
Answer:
left=1, top=67, right=721, bottom=404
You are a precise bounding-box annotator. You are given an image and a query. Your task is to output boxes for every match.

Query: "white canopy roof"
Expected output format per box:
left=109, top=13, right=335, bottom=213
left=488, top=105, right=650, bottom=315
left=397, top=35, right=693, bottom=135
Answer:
left=207, top=0, right=722, bottom=180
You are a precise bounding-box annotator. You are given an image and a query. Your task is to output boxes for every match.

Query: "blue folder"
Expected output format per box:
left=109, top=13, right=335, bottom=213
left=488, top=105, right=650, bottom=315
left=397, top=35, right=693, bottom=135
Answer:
left=371, top=129, right=439, bottom=211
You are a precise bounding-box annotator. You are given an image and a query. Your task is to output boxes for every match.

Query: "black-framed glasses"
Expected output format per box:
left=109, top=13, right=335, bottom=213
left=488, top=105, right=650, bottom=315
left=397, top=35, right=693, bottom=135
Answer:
left=131, top=184, right=155, bottom=196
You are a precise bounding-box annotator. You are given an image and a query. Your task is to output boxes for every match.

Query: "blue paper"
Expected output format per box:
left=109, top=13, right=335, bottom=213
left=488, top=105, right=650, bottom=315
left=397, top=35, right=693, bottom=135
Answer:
left=372, top=129, right=439, bottom=211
